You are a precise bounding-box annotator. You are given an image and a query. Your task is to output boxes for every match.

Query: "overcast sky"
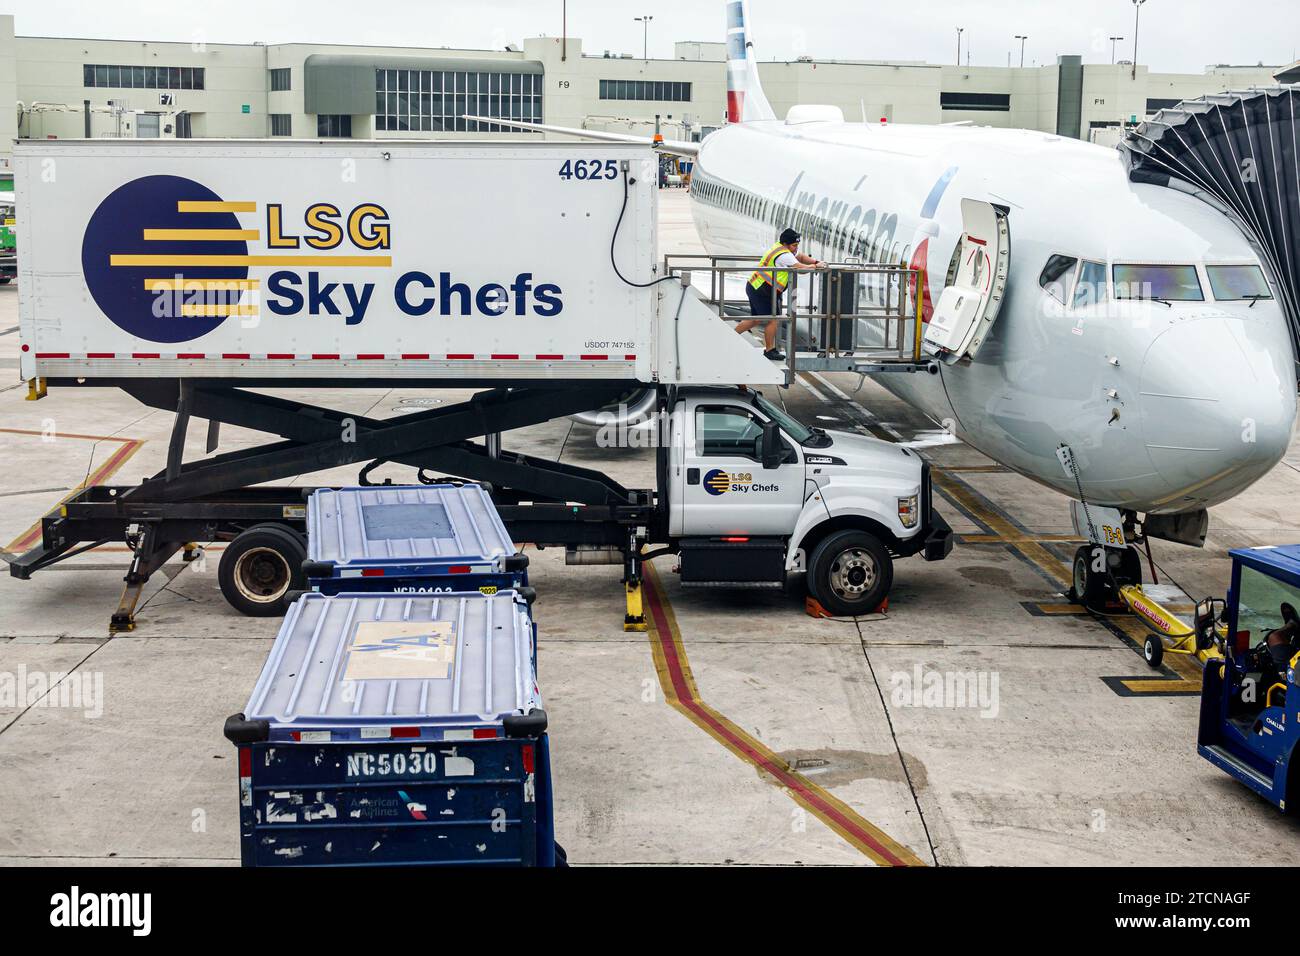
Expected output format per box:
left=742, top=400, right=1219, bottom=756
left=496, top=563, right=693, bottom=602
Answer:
left=3, top=0, right=1296, bottom=74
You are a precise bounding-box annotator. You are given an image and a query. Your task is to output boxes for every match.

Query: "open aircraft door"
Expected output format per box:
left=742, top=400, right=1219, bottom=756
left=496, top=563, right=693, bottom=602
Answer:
left=923, top=199, right=1009, bottom=365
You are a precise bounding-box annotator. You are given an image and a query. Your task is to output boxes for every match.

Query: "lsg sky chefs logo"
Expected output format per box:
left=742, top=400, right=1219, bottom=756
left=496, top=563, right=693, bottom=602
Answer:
left=81, top=175, right=564, bottom=344
left=702, top=468, right=780, bottom=496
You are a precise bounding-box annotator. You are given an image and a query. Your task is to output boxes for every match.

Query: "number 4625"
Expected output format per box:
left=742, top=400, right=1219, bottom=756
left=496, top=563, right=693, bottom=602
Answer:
left=559, top=159, right=618, bottom=181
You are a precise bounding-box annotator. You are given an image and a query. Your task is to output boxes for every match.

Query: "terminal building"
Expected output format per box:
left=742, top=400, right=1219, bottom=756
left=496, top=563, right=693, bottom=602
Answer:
left=0, top=13, right=1292, bottom=155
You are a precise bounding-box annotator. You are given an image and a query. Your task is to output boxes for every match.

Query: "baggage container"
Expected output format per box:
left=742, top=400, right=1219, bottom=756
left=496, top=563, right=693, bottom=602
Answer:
left=223, top=589, right=555, bottom=867
left=303, top=484, right=528, bottom=596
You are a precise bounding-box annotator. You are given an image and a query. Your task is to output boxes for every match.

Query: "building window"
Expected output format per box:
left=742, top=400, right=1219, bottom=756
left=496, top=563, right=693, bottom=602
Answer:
left=270, top=68, right=291, bottom=92
left=317, top=114, right=353, bottom=138
left=83, top=64, right=204, bottom=90
left=939, top=91, right=1010, bottom=111
left=1145, top=97, right=1181, bottom=114
left=599, top=79, right=691, bottom=102
left=270, top=114, right=292, bottom=136
left=373, top=68, right=542, bottom=132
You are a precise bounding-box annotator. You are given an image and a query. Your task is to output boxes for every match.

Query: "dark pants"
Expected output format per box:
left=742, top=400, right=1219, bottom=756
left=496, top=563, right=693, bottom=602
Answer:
left=745, top=281, right=780, bottom=318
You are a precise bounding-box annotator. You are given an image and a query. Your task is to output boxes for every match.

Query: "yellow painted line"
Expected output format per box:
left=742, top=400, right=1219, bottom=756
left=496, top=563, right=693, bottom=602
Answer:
left=144, top=228, right=260, bottom=241
left=110, top=254, right=392, bottom=267
left=932, top=471, right=1071, bottom=587
left=961, top=533, right=1084, bottom=544
left=1119, top=678, right=1202, bottom=694
left=642, top=562, right=926, bottom=866
left=145, top=278, right=260, bottom=291
left=177, top=200, right=256, bottom=213
left=0, top=429, right=145, bottom=556
left=1035, top=603, right=1088, bottom=615
left=180, top=304, right=259, bottom=317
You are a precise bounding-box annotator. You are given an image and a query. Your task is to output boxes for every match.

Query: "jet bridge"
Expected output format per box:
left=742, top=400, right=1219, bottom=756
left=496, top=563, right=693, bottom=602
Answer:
left=1119, top=85, right=1300, bottom=371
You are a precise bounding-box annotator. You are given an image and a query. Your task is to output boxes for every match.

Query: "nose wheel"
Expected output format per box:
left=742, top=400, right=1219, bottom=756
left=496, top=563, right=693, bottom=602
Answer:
left=1068, top=543, right=1143, bottom=611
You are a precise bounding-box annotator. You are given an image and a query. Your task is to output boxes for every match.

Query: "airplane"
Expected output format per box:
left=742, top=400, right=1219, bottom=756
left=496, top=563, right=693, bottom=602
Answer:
left=470, top=0, right=1297, bottom=568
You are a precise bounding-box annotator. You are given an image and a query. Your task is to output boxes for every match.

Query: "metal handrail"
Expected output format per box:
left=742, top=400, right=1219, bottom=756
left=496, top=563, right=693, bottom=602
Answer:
left=663, top=254, right=927, bottom=380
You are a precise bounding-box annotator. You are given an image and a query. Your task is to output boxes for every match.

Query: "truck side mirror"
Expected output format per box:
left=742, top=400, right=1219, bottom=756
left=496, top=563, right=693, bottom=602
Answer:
left=761, top=420, right=783, bottom=470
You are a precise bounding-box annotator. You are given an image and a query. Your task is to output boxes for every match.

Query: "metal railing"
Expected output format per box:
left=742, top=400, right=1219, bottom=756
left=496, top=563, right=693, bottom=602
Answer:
left=662, top=254, right=931, bottom=380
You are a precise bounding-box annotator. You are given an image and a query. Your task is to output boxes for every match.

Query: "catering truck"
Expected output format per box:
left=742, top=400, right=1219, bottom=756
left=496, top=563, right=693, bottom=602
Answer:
left=7, top=139, right=950, bottom=629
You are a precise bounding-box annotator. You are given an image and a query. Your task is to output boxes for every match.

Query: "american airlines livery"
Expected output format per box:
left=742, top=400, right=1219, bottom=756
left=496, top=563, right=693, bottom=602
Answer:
left=474, top=0, right=1297, bottom=552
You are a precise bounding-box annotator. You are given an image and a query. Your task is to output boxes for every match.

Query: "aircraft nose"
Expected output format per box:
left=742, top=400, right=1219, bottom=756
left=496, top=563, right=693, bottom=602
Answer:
left=1138, top=313, right=1296, bottom=510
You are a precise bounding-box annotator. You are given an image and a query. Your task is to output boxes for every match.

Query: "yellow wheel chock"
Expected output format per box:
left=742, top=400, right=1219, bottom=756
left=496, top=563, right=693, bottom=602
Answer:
left=624, top=579, right=647, bottom=632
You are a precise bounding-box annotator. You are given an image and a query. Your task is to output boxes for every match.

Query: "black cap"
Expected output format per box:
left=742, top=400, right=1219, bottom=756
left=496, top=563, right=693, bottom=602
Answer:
left=779, top=227, right=801, bottom=245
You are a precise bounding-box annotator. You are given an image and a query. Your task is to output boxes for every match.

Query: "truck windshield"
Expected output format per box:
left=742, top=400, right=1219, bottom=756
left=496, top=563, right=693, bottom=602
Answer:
left=1236, top=565, right=1300, bottom=640
left=753, top=393, right=818, bottom=446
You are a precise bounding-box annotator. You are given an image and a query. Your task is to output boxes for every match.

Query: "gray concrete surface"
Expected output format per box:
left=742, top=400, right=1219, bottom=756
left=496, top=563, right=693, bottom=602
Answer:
left=0, top=188, right=1298, bottom=865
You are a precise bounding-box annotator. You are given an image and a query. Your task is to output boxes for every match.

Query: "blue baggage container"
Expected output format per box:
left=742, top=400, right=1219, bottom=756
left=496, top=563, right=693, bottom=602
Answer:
left=303, top=484, right=528, bottom=596
left=224, top=589, right=556, bottom=867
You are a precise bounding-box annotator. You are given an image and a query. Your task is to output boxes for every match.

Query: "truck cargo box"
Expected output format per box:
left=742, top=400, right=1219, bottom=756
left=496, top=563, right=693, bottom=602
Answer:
left=225, top=589, right=555, bottom=866
left=15, top=139, right=780, bottom=387
left=304, top=483, right=529, bottom=595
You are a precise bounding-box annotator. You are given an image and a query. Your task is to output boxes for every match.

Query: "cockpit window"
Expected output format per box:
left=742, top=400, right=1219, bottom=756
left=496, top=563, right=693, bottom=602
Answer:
left=1206, top=264, right=1272, bottom=301
left=1038, top=254, right=1078, bottom=304
left=1073, top=260, right=1108, bottom=308
left=1112, top=264, right=1204, bottom=302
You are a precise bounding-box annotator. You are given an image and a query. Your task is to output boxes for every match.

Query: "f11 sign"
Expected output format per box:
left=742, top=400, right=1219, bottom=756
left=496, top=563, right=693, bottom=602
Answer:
left=16, top=140, right=780, bottom=387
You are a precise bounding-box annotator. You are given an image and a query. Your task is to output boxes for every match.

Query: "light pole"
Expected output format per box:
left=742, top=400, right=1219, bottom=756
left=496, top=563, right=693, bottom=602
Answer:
left=1014, top=35, right=1028, bottom=68
left=634, top=15, right=653, bottom=63
left=1109, top=36, right=1124, bottom=64
left=1131, top=0, right=1146, bottom=80
left=956, top=27, right=964, bottom=66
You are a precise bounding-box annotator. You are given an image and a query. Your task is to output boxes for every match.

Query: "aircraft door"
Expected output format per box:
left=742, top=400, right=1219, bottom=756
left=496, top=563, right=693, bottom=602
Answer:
left=922, top=199, right=1010, bottom=364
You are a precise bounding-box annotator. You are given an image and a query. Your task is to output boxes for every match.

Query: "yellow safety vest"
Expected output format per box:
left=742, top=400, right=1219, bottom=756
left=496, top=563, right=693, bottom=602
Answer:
left=749, top=243, right=790, bottom=292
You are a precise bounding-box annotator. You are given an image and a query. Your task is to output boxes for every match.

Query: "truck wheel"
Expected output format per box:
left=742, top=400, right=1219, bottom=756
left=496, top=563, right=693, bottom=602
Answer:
left=1143, top=634, right=1164, bottom=669
left=218, top=524, right=306, bottom=617
left=809, top=530, right=892, bottom=617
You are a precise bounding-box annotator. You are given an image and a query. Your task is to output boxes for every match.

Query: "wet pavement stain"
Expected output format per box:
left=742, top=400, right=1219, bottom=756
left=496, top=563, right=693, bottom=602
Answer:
left=958, top=565, right=1016, bottom=589
left=767, top=748, right=929, bottom=790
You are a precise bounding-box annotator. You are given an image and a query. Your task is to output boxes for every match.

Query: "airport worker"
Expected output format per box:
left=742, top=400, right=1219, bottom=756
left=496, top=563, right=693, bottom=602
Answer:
left=735, top=227, right=824, bottom=360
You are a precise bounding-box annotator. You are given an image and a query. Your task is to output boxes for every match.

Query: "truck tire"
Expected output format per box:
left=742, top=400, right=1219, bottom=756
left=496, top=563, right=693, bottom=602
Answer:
left=808, top=530, right=892, bottom=617
left=219, top=524, right=307, bottom=617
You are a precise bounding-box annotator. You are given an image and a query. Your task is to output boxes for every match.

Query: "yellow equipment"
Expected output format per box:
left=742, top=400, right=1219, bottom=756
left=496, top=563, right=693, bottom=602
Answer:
left=1117, top=584, right=1225, bottom=668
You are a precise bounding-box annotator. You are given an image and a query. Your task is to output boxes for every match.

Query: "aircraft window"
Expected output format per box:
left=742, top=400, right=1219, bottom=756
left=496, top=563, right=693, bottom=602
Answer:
left=1113, top=264, right=1204, bottom=302
left=1206, top=264, right=1271, bottom=301
left=1038, top=254, right=1078, bottom=304
left=1073, top=260, right=1108, bottom=308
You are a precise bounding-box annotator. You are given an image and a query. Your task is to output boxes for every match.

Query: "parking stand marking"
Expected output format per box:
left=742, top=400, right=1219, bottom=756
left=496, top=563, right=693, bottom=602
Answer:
left=0, top=428, right=145, bottom=556
left=641, top=561, right=926, bottom=867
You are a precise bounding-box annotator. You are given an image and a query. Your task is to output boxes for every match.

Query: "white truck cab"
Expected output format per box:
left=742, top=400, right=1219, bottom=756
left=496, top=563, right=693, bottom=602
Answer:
left=664, top=386, right=952, bottom=615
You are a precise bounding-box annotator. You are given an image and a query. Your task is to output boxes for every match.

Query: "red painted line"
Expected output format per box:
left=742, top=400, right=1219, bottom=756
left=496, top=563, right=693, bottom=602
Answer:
left=311, top=354, right=340, bottom=360
left=624, top=354, right=637, bottom=361
left=535, top=354, right=563, bottom=361
left=401, top=353, right=430, bottom=360
left=356, top=353, right=385, bottom=360
left=222, top=353, right=251, bottom=360
left=132, top=352, right=160, bottom=359
left=580, top=354, right=609, bottom=361
left=967, top=235, right=987, bottom=246
left=641, top=568, right=913, bottom=867
left=86, top=352, right=116, bottom=359
left=447, top=354, right=474, bottom=360
left=491, top=354, right=519, bottom=360
left=267, top=353, right=296, bottom=360
left=177, top=353, right=206, bottom=359
left=35, top=352, right=70, bottom=359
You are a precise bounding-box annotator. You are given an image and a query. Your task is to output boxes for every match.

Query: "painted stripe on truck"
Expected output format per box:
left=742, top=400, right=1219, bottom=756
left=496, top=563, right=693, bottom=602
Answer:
left=109, top=254, right=392, bottom=267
